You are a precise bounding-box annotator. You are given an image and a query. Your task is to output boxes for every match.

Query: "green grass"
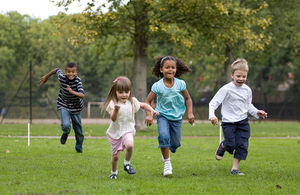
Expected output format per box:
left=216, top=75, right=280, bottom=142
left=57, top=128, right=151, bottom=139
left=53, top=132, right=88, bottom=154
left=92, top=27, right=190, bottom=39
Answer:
left=1, top=122, right=300, bottom=137
left=0, top=137, right=299, bottom=194
left=0, top=123, right=300, bottom=194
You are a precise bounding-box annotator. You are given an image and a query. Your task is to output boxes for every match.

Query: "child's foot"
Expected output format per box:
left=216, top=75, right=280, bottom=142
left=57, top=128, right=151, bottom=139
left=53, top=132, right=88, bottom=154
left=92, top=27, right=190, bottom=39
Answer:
left=124, top=164, right=136, bottom=174
left=110, top=174, right=117, bottom=179
left=163, top=161, right=172, bottom=176
left=60, top=133, right=68, bottom=144
left=215, top=141, right=225, bottom=160
left=230, top=169, right=244, bottom=175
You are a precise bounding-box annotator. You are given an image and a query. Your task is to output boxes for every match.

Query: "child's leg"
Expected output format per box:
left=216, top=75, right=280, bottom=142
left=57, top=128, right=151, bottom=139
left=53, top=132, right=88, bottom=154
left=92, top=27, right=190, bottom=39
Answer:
left=222, top=122, right=237, bottom=154
left=124, top=140, right=134, bottom=162
left=161, top=147, right=170, bottom=159
left=169, top=119, right=182, bottom=153
left=59, top=108, right=71, bottom=145
left=59, top=108, right=71, bottom=134
left=157, top=115, right=171, bottom=153
left=234, top=119, right=250, bottom=160
left=123, top=133, right=136, bottom=174
left=70, top=112, right=84, bottom=153
left=111, top=151, right=120, bottom=172
left=232, top=158, right=241, bottom=170
left=157, top=115, right=172, bottom=176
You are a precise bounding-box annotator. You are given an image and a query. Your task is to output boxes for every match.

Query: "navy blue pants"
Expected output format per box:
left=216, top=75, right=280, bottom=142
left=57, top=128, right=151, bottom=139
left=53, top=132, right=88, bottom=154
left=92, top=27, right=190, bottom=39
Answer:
left=221, top=118, right=250, bottom=160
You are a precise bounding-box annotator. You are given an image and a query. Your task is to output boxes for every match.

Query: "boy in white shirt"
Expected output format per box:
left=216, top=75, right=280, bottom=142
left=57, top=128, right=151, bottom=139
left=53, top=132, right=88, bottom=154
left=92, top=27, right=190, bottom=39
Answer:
left=209, top=58, right=267, bottom=175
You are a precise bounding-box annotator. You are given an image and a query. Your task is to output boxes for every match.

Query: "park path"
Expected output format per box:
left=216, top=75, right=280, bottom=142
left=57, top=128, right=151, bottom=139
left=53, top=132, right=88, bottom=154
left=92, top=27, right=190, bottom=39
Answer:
left=2, top=118, right=212, bottom=124
left=3, top=135, right=300, bottom=139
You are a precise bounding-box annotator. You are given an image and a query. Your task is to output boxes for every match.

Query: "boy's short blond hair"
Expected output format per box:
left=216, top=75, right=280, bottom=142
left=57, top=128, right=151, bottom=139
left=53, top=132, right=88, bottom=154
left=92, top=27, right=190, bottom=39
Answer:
left=231, top=58, right=249, bottom=74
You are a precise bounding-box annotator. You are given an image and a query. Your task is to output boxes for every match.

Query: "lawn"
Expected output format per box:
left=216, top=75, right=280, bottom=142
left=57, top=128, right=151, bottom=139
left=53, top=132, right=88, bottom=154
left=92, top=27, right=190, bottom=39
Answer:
left=1, top=121, right=300, bottom=137
left=0, top=122, right=299, bottom=194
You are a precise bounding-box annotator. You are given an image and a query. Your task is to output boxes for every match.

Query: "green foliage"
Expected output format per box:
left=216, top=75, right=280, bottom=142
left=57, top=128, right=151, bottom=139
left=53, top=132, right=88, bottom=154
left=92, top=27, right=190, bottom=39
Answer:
left=1, top=0, right=300, bottom=120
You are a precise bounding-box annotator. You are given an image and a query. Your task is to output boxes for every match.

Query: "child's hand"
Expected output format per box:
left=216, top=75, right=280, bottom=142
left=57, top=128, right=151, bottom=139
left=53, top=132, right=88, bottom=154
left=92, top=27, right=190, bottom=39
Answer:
left=210, top=117, right=218, bottom=126
left=114, top=103, right=120, bottom=111
left=257, top=110, right=267, bottom=119
left=66, top=86, right=73, bottom=93
left=39, top=76, right=47, bottom=85
left=145, top=115, right=154, bottom=126
left=188, top=113, right=194, bottom=125
left=153, top=110, right=159, bottom=116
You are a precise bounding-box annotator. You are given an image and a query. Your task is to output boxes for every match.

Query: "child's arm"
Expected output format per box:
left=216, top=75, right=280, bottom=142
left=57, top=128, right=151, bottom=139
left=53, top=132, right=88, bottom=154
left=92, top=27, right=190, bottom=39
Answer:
left=208, top=87, right=226, bottom=125
left=110, top=103, right=120, bottom=122
left=140, top=102, right=159, bottom=126
left=39, top=68, right=58, bottom=85
left=144, top=91, right=156, bottom=126
left=182, top=89, right=195, bottom=125
left=66, top=86, right=85, bottom=99
left=140, top=102, right=159, bottom=116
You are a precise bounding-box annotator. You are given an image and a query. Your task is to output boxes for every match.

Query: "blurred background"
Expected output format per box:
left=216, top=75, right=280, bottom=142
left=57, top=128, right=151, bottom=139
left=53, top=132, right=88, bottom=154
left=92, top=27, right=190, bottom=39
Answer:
left=1, top=0, right=300, bottom=124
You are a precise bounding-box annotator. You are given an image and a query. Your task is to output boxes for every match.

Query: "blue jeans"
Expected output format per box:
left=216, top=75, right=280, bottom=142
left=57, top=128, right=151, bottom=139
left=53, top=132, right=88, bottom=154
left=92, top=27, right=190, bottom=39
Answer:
left=60, top=108, right=84, bottom=152
left=157, top=115, right=182, bottom=153
left=221, top=118, right=250, bottom=160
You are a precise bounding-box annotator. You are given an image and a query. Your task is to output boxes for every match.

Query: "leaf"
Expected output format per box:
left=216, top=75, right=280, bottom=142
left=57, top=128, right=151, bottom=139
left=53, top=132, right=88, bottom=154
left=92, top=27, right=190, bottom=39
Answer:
left=276, top=184, right=282, bottom=189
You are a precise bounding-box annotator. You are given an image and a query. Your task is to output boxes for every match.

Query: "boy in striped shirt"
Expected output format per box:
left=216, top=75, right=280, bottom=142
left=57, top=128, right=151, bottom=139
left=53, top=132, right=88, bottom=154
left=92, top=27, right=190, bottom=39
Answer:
left=39, top=62, right=85, bottom=153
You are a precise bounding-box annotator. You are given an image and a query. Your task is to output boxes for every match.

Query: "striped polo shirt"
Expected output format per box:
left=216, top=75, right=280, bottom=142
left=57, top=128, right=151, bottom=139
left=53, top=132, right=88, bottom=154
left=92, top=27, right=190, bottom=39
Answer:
left=56, top=68, right=85, bottom=114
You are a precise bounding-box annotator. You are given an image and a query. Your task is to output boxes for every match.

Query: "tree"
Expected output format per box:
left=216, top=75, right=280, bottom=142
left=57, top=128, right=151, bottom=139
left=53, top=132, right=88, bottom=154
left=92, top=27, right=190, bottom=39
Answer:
left=53, top=0, right=271, bottom=129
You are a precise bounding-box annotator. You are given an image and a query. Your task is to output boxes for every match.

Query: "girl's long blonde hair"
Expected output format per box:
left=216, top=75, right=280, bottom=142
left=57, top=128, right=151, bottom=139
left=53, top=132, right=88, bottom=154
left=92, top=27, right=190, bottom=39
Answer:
left=101, top=76, right=134, bottom=114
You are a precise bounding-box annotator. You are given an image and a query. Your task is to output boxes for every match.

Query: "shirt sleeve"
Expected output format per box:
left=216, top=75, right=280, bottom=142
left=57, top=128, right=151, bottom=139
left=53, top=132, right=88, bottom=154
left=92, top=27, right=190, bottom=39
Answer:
left=178, top=79, right=186, bottom=92
left=56, top=68, right=64, bottom=81
left=247, top=89, right=259, bottom=118
left=208, top=86, right=228, bottom=120
left=106, top=100, right=115, bottom=114
left=151, top=82, right=158, bottom=94
left=132, top=97, right=141, bottom=113
left=76, top=77, right=85, bottom=94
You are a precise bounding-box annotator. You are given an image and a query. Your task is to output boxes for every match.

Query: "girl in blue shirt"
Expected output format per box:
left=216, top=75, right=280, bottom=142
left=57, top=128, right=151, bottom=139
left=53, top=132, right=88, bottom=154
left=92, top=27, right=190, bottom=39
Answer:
left=145, top=56, right=194, bottom=176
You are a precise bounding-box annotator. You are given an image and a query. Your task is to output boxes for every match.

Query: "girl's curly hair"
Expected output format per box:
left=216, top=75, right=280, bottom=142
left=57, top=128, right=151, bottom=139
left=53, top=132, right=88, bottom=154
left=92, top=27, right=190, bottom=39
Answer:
left=151, top=56, right=191, bottom=78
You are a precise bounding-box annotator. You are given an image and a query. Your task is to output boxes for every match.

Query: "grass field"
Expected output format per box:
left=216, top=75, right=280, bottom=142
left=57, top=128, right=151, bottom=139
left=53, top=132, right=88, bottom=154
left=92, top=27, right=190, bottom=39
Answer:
left=0, top=122, right=300, bottom=194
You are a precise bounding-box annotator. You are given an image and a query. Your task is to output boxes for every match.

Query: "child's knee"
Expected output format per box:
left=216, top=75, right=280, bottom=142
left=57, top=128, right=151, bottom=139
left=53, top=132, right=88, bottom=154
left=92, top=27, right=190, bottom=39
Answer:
left=112, top=155, right=119, bottom=162
left=126, top=144, right=134, bottom=151
left=61, top=123, right=70, bottom=131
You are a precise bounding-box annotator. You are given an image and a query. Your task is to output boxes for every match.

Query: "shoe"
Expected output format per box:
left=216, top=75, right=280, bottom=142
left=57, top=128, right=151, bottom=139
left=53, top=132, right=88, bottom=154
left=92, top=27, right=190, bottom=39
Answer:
left=77, top=151, right=82, bottom=153
left=231, top=169, right=245, bottom=175
left=110, top=174, right=117, bottom=179
left=60, top=133, right=68, bottom=144
left=215, top=140, right=225, bottom=160
left=124, top=164, right=136, bottom=174
left=163, top=161, right=172, bottom=176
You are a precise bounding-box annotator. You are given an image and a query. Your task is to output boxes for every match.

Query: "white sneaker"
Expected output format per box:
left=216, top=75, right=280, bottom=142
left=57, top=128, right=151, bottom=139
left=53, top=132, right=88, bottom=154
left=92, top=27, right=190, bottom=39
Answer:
left=163, top=161, right=172, bottom=176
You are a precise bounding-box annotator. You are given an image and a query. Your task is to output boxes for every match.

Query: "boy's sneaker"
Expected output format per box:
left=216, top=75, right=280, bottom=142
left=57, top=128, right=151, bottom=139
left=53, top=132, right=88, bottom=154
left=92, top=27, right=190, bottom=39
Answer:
left=230, top=169, right=245, bottom=175
left=215, top=140, right=225, bottom=160
left=60, top=133, right=68, bottom=144
left=124, top=164, right=136, bottom=174
left=163, top=161, right=172, bottom=176
left=110, top=174, right=117, bottom=179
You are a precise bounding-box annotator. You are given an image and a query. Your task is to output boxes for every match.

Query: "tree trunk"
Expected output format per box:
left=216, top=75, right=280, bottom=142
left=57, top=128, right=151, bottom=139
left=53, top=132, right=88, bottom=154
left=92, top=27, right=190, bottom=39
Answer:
left=133, top=2, right=149, bottom=130
left=224, top=45, right=234, bottom=84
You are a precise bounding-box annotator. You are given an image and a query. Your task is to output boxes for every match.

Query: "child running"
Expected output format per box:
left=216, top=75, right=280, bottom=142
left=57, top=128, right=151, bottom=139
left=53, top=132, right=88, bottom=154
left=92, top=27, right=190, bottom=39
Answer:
left=145, top=56, right=194, bottom=176
left=39, top=62, right=85, bottom=153
left=209, top=58, right=267, bottom=175
left=102, top=76, right=159, bottom=179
